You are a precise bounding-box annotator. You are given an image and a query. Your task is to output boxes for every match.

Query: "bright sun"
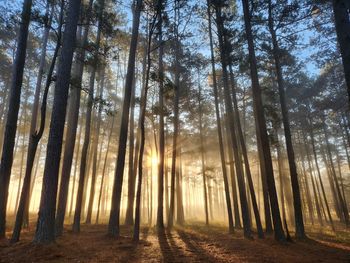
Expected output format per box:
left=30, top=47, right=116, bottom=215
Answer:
left=151, top=154, right=159, bottom=167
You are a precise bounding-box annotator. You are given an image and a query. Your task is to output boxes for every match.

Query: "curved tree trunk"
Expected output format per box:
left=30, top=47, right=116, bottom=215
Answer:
left=34, top=0, right=82, bottom=244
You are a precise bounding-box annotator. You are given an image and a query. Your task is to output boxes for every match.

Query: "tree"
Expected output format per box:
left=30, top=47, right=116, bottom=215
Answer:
left=73, top=0, right=105, bottom=232
left=206, top=0, right=234, bottom=233
left=108, top=0, right=143, bottom=237
left=0, top=0, right=33, bottom=239
left=11, top=0, right=64, bottom=243
left=34, top=0, right=82, bottom=244
left=156, top=0, right=166, bottom=230
left=241, top=0, right=285, bottom=241
left=332, top=0, right=350, bottom=104
left=266, top=0, right=305, bottom=239
left=55, top=0, right=94, bottom=236
left=213, top=1, right=252, bottom=239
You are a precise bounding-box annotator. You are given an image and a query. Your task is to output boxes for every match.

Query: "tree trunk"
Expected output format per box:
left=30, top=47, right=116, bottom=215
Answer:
left=34, top=0, right=81, bottom=244
left=176, top=147, right=185, bottom=225
left=302, top=129, right=323, bottom=226
left=198, top=72, right=210, bottom=226
left=332, top=0, right=350, bottom=103
left=69, top=117, right=83, bottom=219
left=14, top=0, right=62, bottom=240
left=86, top=64, right=106, bottom=224
left=241, top=0, right=285, bottom=241
left=309, top=119, right=335, bottom=231
left=73, top=0, right=105, bottom=231
left=214, top=4, right=252, bottom=238
left=96, top=113, right=115, bottom=224
left=109, top=0, right=142, bottom=237
left=156, top=6, right=165, bottom=229
left=322, top=118, right=349, bottom=225
left=267, top=1, right=305, bottom=238
left=228, top=66, right=264, bottom=238
left=133, top=6, right=152, bottom=239
left=55, top=0, right=94, bottom=235
left=168, top=0, right=181, bottom=229
left=124, top=76, right=137, bottom=226
left=0, top=0, right=33, bottom=238
left=206, top=1, right=234, bottom=233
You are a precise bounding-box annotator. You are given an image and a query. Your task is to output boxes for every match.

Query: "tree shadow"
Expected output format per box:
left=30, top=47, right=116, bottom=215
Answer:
left=157, top=228, right=187, bottom=262
left=176, top=228, right=219, bottom=262
left=157, top=228, right=174, bottom=262
left=141, top=226, right=149, bottom=240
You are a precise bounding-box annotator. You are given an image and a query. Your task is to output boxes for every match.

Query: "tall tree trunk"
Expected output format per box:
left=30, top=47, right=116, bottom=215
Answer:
left=55, top=0, right=94, bottom=236
left=302, top=130, right=323, bottom=226
left=206, top=1, right=234, bottom=233
left=0, top=0, right=33, bottom=238
left=73, top=0, right=105, bottom=231
left=267, top=0, right=305, bottom=238
left=156, top=6, right=165, bottom=229
left=124, top=76, right=137, bottom=226
left=168, top=0, right=181, bottom=229
left=297, top=133, right=314, bottom=225
left=15, top=105, right=28, bottom=215
left=241, top=0, right=285, bottom=241
left=229, top=66, right=264, bottom=238
left=309, top=118, right=335, bottom=231
left=96, top=113, right=115, bottom=224
left=198, top=75, right=210, bottom=226
left=34, top=0, right=81, bottom=244
left=332, top=0, right=350, bottom=103
left=22, top=3, right=54, bottom=229
left=335, top=148, right=347, bottom=208
left=176, top=147, right=185, bottom=225
left=69, top=117, right=83, bottom=219
left=14, top=0, right=61, bottom=241
left=86, top=64, right=106, bottom=224
left=322, top=117, right=349, bottom=225
left=214, top=4, right=252, bottom=238
left=109, top=0, right=142, bottom=237
left=275, top=136, right=287, bottom=226
left=133, top=8, right=153, bottom=239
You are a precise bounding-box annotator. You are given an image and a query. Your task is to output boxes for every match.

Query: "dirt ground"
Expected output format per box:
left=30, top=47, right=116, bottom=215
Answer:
left=0, top=223, right=349, bottom=263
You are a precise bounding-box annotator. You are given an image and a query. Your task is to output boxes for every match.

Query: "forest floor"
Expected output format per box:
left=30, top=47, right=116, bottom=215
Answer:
left=0, top=222, right=350, bottom=263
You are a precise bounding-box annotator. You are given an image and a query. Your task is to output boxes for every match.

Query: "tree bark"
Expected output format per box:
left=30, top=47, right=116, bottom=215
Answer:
left=267, top=0, right=305, bottom=238
left=109, top=0, right=142, bottom=237
left=322, top=117, right=349, bottom=225
left=214, top=5, right=252, bottom=238
left=241, top=0, right=285, bottom=241
left=308, top=118, right=335, bottom=231
left=168, top=0, right=181, bottom=229
left=156, top=5, right=165, bottom=229
left=228, top=66, right=264, bottom=238
left=34, top=0, right=81, bottom=244
left=332, top=0, right=350, bottom=104
left=124, top=76, right=137, bottom=226
left=55, top=0, right=94, bottom=236
left=86, top=64, right=106, bottom=224
left=0, top=0, right=33, bottom=238
left=206, top=1, right=234, bottom=233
